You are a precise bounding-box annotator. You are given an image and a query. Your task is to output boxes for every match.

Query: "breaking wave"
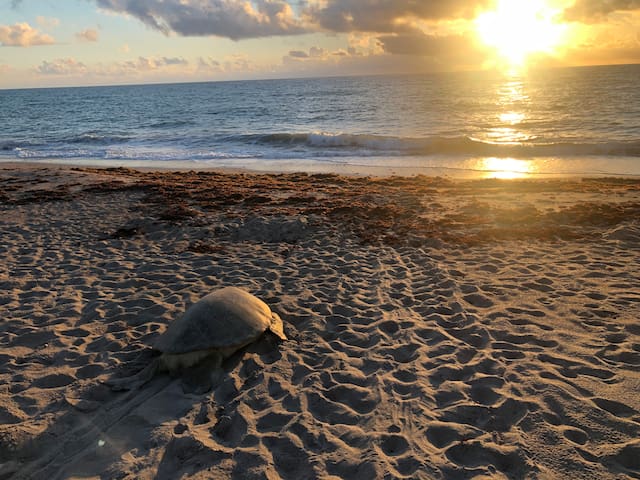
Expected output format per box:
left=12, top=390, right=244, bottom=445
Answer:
left=3, top=132, right=640, bottom=163
left=236, top=132, right=640, bottom=158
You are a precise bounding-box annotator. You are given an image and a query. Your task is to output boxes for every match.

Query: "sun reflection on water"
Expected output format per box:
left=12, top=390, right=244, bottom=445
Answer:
left=497, top=80, right=529, bottom=104
left=475, top=75, right=538, bottom=178
left=485, top=76, right=534, bottom=144
left=485, top=127, right=533, bottom=143
left=480, top=157, right=535, bottom=179
left=499, top=112, right=525, bottom=124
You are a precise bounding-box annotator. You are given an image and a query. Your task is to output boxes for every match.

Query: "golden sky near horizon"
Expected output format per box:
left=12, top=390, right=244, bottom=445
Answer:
left=0, top=0, right=639, bottom=88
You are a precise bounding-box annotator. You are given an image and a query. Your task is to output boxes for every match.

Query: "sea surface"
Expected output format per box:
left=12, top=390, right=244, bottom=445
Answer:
left=1, top=64, right=639, bottom=177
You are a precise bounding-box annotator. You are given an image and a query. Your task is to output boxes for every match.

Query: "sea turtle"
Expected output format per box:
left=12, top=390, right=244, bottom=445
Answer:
left=107, top=286, right=287, bottom=393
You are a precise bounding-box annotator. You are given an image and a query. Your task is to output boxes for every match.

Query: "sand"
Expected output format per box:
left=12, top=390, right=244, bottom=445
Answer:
left=1, top=164, right=639, bottom=479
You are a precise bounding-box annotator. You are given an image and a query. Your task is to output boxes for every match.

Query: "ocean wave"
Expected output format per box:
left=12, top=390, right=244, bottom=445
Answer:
left=146, top=119, right=197, bottom=129
left=1, top=141, right=22, bottom=151
left=4, top=132, right=640, bottom=162
left=63, top=132, right=132, bottom=145
left=239, top=132, right=640, bottom=158
left=11, top=147, right=254, bottom=161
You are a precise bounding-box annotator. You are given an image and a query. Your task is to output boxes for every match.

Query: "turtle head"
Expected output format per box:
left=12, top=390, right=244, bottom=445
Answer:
left=269, top=312, right=287, bottom=341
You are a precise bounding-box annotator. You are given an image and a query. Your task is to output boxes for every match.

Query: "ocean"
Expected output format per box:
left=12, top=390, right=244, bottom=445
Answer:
left=1, top=64, right=639, bottom=177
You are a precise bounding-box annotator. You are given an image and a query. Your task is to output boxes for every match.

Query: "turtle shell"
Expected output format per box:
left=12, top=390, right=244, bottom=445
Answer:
left=155, top=287, right=276, bottom=355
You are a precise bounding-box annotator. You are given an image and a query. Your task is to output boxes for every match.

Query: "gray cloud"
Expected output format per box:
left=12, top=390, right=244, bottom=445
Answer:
left=121, top=56, right=189, bottom=71
left=564, top=0, right=640, bottom=21
left=288, top=49, right=308, bottom=58
left=37, top=55, right=190, bottom=77
left=10, top=0, right=23, bottom=9
left=285, top=46, right=329, bottom=61
left=76, top=28, right=99, bottom=42
left=92, top=0, right=496, bottom=40
left=95, top=0, right=307, bottom=40
left=161, top=56, right=189, bottom=65
left=379, top=32, right=466, bottom=56
left=37, top=58, right=87, bottom=75
left=378, top=30, right=486, bottom=68
left=308, top=0, right=491, bottom=33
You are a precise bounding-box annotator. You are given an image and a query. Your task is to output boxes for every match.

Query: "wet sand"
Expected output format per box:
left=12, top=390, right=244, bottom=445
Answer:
left=1, top=165, right=639, bottom=479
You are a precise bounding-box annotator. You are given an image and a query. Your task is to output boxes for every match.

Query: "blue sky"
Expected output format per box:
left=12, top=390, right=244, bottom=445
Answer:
left=1, top=0, right=639, bottom=89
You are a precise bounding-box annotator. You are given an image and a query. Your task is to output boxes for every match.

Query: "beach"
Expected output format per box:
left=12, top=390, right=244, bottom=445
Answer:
left=1, top=164, right=639, bottom=479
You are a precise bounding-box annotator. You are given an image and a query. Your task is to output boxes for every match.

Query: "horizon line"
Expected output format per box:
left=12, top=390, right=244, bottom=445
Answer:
left=1, top=62, right=638, bottom=92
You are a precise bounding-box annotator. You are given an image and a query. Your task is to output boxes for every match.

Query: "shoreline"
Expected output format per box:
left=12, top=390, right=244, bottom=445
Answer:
left=1, top=165, right=639, bottom=478
left=3, top=156, right=640, bottom=179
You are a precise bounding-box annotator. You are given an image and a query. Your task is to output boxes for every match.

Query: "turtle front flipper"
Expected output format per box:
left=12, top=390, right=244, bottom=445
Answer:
left=105, top=358, right=160, bottom=391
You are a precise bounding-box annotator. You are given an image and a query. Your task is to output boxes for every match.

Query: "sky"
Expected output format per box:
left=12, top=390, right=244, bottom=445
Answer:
left=0, top=0, right=639, bottom=88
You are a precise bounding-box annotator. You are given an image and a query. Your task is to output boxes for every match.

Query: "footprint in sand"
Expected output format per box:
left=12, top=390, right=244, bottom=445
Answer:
left=426, top=421, right=482, bottom=449
left=592, top=397, right=638, bottom=418
left=561, top=426, right=589, bottom=445
left=377, top=434, right=410, bottom=457
left=32, top=373, right=76, bottom=389
left=602, top=441, right=640, bottom=472
left=463, top=293, right=494, bottom=308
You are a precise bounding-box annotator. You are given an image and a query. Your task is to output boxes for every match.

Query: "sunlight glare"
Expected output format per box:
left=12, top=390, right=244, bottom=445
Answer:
left=476, top=0, right=567, bottom=68
left=499, top=112, right=525, bottom=125
left=481, top=157, right=534, bottom=179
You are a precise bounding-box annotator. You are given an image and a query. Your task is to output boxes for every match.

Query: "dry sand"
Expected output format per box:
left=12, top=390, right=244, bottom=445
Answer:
left=1, top=165, right=639, bottom=479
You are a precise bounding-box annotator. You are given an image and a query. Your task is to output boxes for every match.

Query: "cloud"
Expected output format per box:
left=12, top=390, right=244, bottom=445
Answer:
left=10, top=0, right=22, bottom=9
left=36, top=16, right=60, bottom=28
left=95, top=0, right=307, bottom=40
left=92, top=0, right=496, bottom=40
left=281, top=30, right=490, bottom=74
left=309, top=46, right=326, bottom=57
left=119, top=55, right=189, bottom=72
left=160, top=56, right=189, bottom=65
left=378, top=31, right=478, bottom=57
left=307, top=0, right=491, bottom=33
left=565, top=40, right=640, bottom=64
left=197, top=57, right=222, bottom=73
left=36, top=58, right=87, bottom=75
left=559, top=23, right=640, bottom=65
left=283, top=43, right=364, bottom=68
left=286, top=46, right=327, bottom=59
left=34, top=55, right=191, bottom=79
left=563, top=0, right=640, bottom=21
left=288, top=49, right=309, bottom=58
left=76, top=28, right=99, bottom=42
left=196, top=54, right=258, bottom=75
left=0, top=22, right=55, bottom=46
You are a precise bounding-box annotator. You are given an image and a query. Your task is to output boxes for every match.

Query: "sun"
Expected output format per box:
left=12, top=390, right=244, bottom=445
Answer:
left=475, top=0, right=567, bottom=68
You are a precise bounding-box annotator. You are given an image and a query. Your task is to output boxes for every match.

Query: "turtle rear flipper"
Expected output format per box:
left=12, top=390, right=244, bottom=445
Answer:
left=105, top=359, right=160, bottom=391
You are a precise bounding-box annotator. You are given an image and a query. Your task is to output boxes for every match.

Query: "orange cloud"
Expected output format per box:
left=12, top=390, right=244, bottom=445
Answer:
left=0, top=22, right=55, bottom=47
left=564, top=0, right=640, bottom=22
